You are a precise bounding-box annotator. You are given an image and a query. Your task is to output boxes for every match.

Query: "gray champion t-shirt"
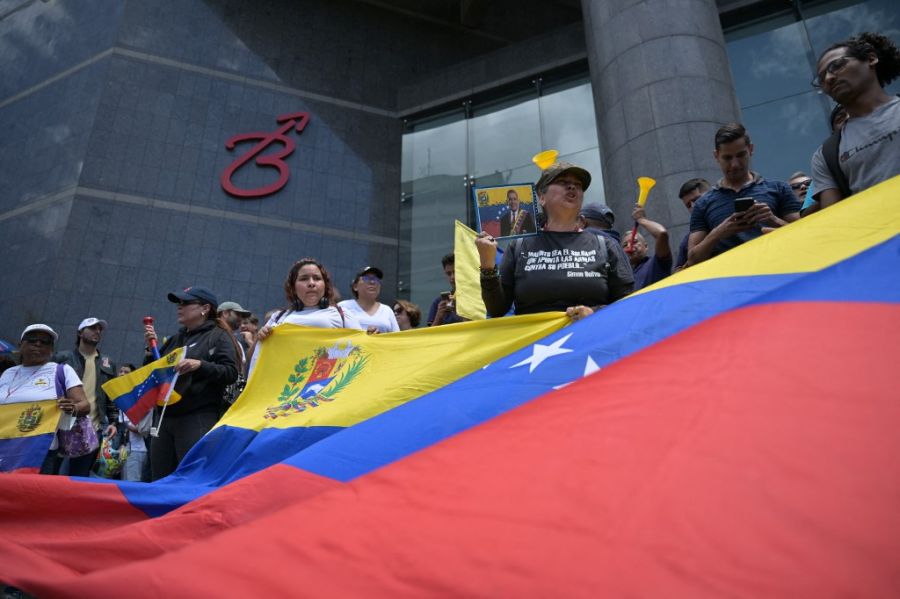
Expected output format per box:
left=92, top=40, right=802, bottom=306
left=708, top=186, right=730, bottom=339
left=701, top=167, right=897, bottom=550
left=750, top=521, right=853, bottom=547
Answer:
left=811, top=95, right=900, bottom=198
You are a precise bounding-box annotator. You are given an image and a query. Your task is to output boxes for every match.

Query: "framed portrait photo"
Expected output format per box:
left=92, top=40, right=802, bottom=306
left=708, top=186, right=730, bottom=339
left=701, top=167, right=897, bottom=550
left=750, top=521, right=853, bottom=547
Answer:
left=472, top=183, right=539, bottom=241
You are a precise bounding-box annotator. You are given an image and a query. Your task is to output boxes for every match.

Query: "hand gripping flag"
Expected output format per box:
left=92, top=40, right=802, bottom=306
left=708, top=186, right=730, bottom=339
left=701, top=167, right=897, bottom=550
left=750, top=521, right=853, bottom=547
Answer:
left=102, top=347, right=186, bottom=424
left=1, top=176, right=899, bottom=597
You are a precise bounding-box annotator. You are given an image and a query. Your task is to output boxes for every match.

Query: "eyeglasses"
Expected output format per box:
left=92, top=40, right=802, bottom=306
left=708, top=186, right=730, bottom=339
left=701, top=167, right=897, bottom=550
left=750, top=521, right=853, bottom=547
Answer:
left=22, top=337, right=53, bottom=346
left=790, top=179, right=812, bottom=190
left=812, top=56, right=852, bottom=88
left=360, top=275, right=382, bottom=285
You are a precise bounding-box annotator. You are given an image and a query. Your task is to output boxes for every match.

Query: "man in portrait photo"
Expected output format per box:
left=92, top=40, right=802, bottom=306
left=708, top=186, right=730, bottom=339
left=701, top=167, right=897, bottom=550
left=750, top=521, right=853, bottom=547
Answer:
left=499, top=188, right=536, bottom=236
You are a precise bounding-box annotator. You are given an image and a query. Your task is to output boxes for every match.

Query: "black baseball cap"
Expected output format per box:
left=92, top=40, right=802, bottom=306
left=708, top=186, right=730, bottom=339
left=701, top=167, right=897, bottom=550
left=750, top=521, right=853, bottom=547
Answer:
left=354, top=266, right=384, bottom=281
left=580, top=203, right=616, bottom=228
left=167, top=285, right=219, bottom=309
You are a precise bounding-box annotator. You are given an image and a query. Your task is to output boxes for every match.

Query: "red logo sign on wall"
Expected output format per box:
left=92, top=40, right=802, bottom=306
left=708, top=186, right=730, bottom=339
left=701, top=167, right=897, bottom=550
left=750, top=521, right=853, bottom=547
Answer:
left=220, top=111, right=310, bottom=198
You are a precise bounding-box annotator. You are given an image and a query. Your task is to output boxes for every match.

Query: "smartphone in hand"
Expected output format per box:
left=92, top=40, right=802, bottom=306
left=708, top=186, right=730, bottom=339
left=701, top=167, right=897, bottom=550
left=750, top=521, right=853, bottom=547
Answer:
left=734, top=197, right=754, bottom=213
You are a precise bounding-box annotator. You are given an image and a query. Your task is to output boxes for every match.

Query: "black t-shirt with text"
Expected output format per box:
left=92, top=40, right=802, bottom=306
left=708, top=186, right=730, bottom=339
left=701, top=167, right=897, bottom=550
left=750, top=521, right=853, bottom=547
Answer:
left=488, top=231, right=630, bottom=315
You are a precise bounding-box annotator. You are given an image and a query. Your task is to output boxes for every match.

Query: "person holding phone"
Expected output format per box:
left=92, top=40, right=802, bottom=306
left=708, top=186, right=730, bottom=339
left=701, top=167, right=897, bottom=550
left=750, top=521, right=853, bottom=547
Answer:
left=428, top=253, right=465, bottom=327
left=687, top=123, right=800, bottom=266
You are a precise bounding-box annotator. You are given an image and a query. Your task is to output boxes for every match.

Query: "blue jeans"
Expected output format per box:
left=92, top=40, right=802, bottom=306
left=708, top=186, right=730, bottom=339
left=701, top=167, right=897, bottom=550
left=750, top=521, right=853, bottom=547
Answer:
left=122, top=449, right=148, bottom=482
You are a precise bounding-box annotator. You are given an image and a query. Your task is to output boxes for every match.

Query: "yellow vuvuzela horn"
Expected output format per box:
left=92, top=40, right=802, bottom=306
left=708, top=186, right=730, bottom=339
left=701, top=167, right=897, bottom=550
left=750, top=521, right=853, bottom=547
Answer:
left=532, top=150, right=559, bottom=170
left=637, top=177, right=656, bottom=207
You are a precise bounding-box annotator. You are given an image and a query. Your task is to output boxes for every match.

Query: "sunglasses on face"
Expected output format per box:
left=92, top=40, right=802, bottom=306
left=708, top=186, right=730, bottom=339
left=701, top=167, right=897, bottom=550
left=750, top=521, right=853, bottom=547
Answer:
left=360, top=275, right=382, bottom=285
left=812, top=55, right=852, bottom=88
left=393, top=306, right=405, bottom=315
left=177, top=300, right=202, bottom=307
left=790, top=179, right=811, bottom=190
left=22, top=337, right=53, bottom=346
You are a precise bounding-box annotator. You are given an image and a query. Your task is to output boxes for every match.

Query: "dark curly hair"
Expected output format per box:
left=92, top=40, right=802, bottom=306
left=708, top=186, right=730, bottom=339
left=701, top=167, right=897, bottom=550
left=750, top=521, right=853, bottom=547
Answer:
left=821, top=32, right=900, bottom=88
left=283, top=258, right=335, bottom=310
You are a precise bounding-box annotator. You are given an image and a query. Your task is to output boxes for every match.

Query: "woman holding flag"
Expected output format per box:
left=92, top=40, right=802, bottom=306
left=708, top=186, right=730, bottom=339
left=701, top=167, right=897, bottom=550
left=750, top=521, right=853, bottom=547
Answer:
left=476, top=161, right=632, bottom=320
left=0, top=324, right=91, bottom=474
left=142, top=286, right=239, bottom=481
left=247, top=258, right=358, bottom=376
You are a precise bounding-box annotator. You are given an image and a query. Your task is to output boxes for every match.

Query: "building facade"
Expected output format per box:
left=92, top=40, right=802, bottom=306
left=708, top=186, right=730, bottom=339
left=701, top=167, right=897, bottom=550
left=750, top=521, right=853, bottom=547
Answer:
left=1, top=0, right=896, bottom=361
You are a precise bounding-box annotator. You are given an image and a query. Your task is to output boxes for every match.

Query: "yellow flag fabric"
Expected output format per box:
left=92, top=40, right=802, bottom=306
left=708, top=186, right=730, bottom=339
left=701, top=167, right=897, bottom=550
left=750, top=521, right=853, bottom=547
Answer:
left=637, top=176, right=900, bottom=296
left=0, top=399, right=60, bottom=439
left=220, top=313, right=569, bottom=432
left=454, top=219, right=487, bottom=321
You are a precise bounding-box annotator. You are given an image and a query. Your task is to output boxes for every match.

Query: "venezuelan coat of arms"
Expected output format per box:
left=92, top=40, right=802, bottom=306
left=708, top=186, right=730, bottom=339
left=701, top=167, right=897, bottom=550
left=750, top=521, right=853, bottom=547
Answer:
left=265, top=342, right=367, bottom=420
left=17, top=403, right=43, bottom=433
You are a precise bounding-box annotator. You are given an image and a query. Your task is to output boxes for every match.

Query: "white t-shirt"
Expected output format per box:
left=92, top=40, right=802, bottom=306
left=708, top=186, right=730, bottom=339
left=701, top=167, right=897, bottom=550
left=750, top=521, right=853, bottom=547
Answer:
left=0, top=362, right=81, bottom=405
left=119, top=411, right=150, bottom=452
left=337, top=300, right=400, bottom=333
left=247, top=307, right=362, bottom=377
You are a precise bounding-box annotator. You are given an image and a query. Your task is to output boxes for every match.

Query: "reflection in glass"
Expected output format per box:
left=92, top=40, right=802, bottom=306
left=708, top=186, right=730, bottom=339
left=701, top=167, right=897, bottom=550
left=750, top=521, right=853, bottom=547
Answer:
left=468, top=94, right=541, bottom=178
left=400, top=116, right=467, bottom=313
left=539, top=82, right=598, bottom=156
left=726, top=20, right=816, bottom=108
left=741, top=91, right=831, bottom=182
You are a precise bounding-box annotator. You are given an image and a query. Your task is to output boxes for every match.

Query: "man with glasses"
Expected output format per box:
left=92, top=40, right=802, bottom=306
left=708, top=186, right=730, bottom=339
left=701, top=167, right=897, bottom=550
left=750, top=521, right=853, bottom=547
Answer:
left=687, top=123, right=800, bottom=265
left=810, top=32, right=900, bottom=209
left=788, top=172, right=812, bottom=203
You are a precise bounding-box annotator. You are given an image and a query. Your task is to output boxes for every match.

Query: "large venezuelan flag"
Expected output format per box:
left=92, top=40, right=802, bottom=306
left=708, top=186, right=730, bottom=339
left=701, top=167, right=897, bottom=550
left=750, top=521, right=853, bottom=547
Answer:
left=0, top=176, right=898, bottom=597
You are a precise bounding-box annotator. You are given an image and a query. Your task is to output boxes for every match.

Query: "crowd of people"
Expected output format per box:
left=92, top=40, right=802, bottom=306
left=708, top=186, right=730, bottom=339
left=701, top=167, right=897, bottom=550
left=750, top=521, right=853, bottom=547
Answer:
left=0, top=32, right=897, bottom=483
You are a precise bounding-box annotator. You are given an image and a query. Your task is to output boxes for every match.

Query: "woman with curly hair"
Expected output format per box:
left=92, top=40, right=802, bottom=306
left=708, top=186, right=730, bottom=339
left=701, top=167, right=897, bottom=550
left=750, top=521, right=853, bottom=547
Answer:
left=247, top=259, right=359, bottom=375
left=810, top=32, right=900, bottom=209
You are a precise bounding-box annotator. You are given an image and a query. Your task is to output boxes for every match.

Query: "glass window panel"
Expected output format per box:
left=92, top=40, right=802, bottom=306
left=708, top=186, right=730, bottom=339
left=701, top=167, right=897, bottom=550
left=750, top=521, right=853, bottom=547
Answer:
left=402, top=117, right=467, bottom=196
left=400, top=117, right=467, bottom=313
left=740, top=91, right=831, bottom=182
left=539, top=81, right=598, bottom=156
left=726, top=20, right=818, bottom=107
left=468, top=94, right=542, bottom=178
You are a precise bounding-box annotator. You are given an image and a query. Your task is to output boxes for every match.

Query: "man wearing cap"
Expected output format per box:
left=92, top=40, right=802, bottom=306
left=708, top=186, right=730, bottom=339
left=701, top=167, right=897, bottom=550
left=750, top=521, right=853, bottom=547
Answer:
left=218, top=301, right=252, bottom=355
left=499, top=189, right=536, bottom=237
left=579, top=203, right=635, bottom=290
left=53, top=317, right=118, bottom=476
left=477, top=162, right=632, bottom=319
left=143, top=285, right=238, bottom=480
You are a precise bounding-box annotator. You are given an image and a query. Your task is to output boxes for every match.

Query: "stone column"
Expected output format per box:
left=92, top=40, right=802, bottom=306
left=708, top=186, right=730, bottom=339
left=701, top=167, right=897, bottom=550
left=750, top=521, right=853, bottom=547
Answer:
left=581, top=0, right=741, bottom=243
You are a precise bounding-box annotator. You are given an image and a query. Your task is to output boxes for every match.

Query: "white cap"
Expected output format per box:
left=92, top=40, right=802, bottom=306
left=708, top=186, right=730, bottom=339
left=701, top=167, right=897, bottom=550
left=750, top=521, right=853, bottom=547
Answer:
left=20, top=324, right=59, bottom=342
left=78, top=317, right=108, bottom=331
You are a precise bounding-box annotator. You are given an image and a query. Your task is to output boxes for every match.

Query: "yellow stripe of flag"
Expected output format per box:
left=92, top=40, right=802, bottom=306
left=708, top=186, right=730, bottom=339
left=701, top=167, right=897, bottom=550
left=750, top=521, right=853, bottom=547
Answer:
left=219, top=313, right=569, bottom=432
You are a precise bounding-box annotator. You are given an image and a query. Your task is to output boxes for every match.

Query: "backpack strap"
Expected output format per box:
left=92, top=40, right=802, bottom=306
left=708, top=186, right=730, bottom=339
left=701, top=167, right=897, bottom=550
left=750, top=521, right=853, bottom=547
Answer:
left=54, top=363, right=67, bottom=397
left=335, top=305, right=346, bottom=328
left=822, top=129, right=852, bottom=199
left=592, top=233, right=611, bottom=274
